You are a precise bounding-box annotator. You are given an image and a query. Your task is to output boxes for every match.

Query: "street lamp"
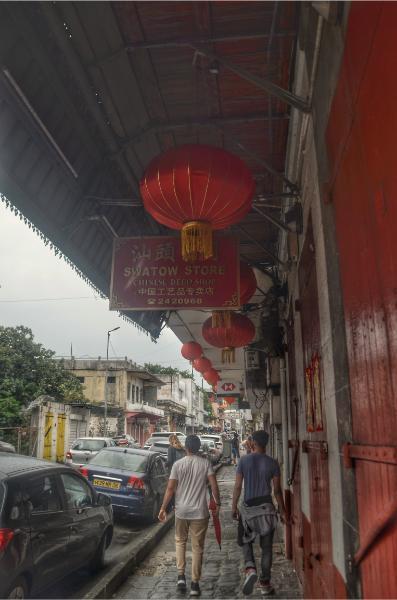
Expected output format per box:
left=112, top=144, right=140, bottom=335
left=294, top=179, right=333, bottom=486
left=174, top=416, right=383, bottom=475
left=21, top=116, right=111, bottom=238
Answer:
left=104, top=326, right=120, bottom=435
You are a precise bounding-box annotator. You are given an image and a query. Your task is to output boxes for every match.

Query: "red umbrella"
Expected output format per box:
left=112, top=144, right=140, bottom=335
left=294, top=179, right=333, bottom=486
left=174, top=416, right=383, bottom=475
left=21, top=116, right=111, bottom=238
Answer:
left=208, top=491, right=222, bottom=550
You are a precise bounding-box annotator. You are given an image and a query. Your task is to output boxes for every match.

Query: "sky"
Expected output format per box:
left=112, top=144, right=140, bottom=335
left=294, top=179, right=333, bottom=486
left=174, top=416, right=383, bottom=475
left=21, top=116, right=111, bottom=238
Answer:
left=0, top=201, right=198, bottom=376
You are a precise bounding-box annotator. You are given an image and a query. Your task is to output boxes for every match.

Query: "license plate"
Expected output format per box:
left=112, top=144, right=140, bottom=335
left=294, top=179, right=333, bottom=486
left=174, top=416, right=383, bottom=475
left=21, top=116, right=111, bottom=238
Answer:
left=93, top=478, right=120, bottom=490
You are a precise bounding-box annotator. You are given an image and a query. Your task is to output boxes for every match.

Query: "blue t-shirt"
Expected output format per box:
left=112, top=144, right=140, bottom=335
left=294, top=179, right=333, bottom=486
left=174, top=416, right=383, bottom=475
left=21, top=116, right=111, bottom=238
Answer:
left=237, top=453, right=280, bottom=502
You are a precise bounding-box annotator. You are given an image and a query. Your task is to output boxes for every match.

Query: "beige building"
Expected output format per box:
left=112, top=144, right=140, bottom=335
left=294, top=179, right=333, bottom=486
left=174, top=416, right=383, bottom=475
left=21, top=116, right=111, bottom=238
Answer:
left=62, top=358, right=164, bottom=445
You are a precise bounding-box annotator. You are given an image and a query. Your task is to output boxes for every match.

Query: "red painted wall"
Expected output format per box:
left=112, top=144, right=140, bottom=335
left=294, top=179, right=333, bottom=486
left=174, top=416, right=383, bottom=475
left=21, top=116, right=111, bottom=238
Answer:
left=327, top=3, right=397, bottom=597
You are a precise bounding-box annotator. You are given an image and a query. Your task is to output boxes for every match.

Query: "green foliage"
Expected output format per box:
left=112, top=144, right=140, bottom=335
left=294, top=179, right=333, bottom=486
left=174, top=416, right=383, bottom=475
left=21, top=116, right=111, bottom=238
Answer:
left=144, top=363, right=194, bottom=380
left=0, top=326, right=84, bottom=426
left=202, top=389, right=213, bottom=416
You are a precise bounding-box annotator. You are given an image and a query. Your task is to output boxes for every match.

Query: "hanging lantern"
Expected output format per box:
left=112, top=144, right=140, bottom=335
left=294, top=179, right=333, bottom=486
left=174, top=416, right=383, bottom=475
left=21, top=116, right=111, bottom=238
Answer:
left=212, top=262, right=257, bottom=327
left=193, top=357, right=212, bottom=373
left=140, top=145, right=254, bottom=261
left=181, top=341, right=202, bottom=361
left=225, top=397, right=235, bottom=405
left=202, top=313, right=256, bottom=363
left=203, top=368, right=220, bottom=386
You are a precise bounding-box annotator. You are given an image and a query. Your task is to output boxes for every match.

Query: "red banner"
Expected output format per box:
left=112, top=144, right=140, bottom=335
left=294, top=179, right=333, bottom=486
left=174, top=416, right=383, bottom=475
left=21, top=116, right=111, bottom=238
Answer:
left=110, top=235, right=239, bottom=311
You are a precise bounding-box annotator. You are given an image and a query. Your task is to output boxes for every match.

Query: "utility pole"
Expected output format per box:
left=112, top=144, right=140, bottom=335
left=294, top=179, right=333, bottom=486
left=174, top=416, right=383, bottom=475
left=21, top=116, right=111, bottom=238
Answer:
left=105, top=327, right=120, bottom=435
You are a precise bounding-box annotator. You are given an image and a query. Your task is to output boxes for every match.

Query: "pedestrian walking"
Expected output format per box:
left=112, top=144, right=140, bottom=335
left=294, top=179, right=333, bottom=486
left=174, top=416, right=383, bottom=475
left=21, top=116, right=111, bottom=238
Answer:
left=231, top=431, right=240, bottom=465
left=158, top=434, right=221, bottom=598
left=231, top=430, right=287, bottom=596
left=242, top=435, right=254, bottom=454
left=167, top=434, right=186, bottom=473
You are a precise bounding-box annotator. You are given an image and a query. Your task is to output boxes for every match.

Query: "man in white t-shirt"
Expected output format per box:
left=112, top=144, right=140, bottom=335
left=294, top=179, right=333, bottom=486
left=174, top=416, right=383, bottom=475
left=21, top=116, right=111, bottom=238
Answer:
left=158, top=434, right=221, bottom=598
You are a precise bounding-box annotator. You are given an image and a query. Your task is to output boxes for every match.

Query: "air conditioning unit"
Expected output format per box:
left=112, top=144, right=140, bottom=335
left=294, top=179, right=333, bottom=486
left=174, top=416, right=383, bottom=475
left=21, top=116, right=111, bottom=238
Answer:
left=245, top=350, right=260, bottom=370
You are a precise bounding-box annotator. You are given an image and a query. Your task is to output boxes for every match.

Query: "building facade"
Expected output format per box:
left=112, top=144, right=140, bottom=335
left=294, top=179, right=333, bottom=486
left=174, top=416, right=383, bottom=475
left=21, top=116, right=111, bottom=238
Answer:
left=62, top=358, right=164, bottom=445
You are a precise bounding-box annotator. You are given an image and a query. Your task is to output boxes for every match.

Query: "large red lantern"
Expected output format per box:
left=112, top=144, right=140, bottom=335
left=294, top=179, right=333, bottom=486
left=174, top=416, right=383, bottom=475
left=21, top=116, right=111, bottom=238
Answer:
left=140, top=145, right=254, bottom=261
left=225, top=397, right=236, bottom=405
left=203, top=368, right=220, bottom=386
left=202, top=313, right=256, bottom=363
left=212, top=262, right=257, bottom=327
left=193, top=357, right=212, bottom=373
left=181, top=341, right=202, bottom=361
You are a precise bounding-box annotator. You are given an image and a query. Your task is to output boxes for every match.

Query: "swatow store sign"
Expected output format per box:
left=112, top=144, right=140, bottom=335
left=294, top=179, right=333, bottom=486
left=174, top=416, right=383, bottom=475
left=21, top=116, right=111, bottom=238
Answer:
left=110, top=235, right=239, bottom=310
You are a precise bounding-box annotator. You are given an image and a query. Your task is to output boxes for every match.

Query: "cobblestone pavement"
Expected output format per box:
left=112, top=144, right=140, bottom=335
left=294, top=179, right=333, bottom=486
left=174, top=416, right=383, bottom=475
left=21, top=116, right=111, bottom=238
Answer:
left=115, top=465, right=302, bottom=599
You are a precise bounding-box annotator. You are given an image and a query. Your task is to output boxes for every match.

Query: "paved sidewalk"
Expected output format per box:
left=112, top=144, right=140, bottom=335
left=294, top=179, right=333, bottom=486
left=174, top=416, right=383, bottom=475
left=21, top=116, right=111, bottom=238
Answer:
left=115, top=466, right=302, bottom=599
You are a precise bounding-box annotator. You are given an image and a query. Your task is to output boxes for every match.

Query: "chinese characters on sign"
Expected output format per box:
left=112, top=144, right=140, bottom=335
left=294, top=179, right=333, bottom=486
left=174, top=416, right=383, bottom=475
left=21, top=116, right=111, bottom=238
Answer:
left=110, top=235, right=239, bottom=311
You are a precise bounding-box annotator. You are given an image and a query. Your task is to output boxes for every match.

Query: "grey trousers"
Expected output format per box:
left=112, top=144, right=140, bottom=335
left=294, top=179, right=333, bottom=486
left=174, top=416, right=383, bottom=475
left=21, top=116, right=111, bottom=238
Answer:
left=242, top=528, right=275, bottom=582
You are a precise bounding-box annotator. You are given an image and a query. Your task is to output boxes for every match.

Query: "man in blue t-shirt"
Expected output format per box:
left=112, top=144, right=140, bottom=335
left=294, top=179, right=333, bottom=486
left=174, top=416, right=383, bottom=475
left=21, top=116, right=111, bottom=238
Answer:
left=232, top=430, right=286, bottom=596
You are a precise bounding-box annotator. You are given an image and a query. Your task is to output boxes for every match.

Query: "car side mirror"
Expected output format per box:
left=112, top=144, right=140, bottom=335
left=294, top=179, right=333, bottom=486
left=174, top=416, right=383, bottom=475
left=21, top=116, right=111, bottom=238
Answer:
left=97, top=492, right=112, bottom=507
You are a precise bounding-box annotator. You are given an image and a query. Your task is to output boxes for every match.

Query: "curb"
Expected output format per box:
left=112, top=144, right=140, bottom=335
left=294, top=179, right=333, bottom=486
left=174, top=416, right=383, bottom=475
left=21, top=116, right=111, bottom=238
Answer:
left=83, top=462, right=223, bottom=599
left=83, top=513, right=175, bottom=599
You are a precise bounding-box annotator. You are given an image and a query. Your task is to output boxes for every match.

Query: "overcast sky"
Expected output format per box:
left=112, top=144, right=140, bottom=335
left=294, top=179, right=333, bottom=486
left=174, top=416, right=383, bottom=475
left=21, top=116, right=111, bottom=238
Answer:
left=0, top=201, right=199, bottom=377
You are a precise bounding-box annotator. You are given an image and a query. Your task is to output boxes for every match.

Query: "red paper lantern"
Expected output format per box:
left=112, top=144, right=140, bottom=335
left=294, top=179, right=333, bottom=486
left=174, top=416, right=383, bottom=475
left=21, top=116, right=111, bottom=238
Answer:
left=240, top=263, right=257, bottom=305
left=202, top=313, right=256, bottom=363
left=181, top=341, right=202, bottom=361
left=225, top=397, right=235, bottom=405
left=193, top=357, right=212, bottom=373
left=140, top=145, right=254, bottom=261
left=203, top=368, right=220, bottom=386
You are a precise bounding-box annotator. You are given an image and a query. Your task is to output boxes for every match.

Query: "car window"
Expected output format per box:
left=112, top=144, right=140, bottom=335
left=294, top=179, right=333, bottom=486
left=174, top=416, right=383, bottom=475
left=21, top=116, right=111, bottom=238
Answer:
left=26, top=475, right=62, bottom=514
left=61, top=473, right=93, bottom=509
left=3, top=480, right=30, bottom=522
left=72, top=439, right=106, bottom=451
left=90, top=450, right=148, bottom=472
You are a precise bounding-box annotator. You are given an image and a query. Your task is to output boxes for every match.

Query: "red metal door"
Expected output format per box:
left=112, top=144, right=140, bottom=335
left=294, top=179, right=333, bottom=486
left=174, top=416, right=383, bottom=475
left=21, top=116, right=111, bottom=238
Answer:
left=299, top=219, right=335, bottom=598
left=327, top=3, right=397, bottom=596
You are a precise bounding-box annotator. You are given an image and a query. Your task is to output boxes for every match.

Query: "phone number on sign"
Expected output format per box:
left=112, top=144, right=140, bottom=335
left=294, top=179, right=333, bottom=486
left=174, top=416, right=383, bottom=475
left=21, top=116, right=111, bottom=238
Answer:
left=147, top=297, right=203, bottom=305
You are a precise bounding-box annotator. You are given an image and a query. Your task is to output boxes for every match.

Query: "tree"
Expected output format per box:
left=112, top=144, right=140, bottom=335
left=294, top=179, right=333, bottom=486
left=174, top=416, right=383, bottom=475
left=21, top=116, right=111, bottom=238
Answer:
left=0, top=326, right=84, bottom=426
left=144, top=363, right=194, bottom=380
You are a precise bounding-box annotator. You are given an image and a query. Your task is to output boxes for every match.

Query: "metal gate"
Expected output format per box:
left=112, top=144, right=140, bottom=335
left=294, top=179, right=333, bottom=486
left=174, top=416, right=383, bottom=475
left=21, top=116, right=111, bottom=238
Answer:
left=56, top=414, right=66, bottom=462
left=43, top=413, right=53, bottom=461
left=327, top=3, right=397, bottom=596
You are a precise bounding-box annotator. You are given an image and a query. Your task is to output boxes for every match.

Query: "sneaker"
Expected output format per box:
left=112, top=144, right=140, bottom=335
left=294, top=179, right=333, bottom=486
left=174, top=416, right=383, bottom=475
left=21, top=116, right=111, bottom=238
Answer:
left=259, top=580, right=275, bottom=596
left=190, top=581, right=201, bottom=597
left=177, top=574, right=186, bottom=592
left=242, top=568, right=258, bottom=595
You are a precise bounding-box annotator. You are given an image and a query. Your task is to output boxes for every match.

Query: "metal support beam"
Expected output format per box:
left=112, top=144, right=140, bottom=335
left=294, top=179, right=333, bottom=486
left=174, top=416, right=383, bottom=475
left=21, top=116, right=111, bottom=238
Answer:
left=113, top=113, right=289, bottom=156
left=191, top=46, right=311, bottom=113
left=253, top=205, right=293, bottom=234
left=86, top=30, right=297, bottom=68
left=235, top=224, right=287, bottom=267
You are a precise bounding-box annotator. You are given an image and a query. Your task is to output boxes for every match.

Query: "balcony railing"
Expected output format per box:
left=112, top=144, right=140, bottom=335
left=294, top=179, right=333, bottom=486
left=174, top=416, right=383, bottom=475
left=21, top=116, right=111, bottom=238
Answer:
left=126, top=402, right=164, bottom=417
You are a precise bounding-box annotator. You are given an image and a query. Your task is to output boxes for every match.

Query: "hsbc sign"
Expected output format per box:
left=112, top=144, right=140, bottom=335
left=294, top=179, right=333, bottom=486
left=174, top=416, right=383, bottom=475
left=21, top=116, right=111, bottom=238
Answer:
left=221, top=382, right=236, bottom=392
left=216, top=380, right=240, bottom=397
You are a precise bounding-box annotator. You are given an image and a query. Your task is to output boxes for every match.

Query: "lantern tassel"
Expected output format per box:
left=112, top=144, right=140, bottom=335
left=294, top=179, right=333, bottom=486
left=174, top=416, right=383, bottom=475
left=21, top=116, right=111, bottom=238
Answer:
left=212, top=311, right=232, bottom=328
left=222, top=347, right=235, bottom=363
left=181, top=221, right=213, bottom=262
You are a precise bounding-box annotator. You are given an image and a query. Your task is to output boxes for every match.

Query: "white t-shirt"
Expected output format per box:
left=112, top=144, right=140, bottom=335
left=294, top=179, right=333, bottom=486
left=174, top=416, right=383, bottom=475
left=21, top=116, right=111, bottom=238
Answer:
left=170, top=455, right=214, bottom=520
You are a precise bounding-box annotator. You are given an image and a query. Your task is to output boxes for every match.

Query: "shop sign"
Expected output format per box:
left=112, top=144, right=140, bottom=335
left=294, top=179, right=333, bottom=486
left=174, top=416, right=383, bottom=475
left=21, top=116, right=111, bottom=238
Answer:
left=216, top=380, right=241, bottom=397
left=110, top=235, right=239, bottom=310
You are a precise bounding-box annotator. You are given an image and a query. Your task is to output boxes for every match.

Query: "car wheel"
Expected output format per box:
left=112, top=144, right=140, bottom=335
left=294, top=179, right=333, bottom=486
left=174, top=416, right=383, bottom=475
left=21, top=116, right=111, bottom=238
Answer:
left=6, top=577, right=28, bottom=599
left=150, top=495, right=160, bottom=523
left=89, top=532, right=107, bottom=572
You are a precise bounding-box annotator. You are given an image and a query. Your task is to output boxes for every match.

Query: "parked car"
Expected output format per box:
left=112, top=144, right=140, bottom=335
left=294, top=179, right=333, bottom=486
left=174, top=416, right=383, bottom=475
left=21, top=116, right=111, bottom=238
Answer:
left=151, top=431, right=186, bottom=443
left=146, top=440, right=170, bottom=457
left=79, top=447, right=168, bottom=522
left=200, top=434, right=223, bottom=453
left=113, top=434, right=140, bottom=448
left=143, top=435, right=168, bottom=450
left=65, top=437, right=116, bottom=466
left=0, top=453, right=113, bottom=599
left=0, top=440, right=16, bottom=453
left=200, top=439, right=221, bottom=464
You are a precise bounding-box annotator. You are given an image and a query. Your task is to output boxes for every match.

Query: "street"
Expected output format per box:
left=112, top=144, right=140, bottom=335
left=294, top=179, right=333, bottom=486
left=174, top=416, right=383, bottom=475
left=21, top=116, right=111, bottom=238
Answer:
left=115, top=466, right=302, bottom=599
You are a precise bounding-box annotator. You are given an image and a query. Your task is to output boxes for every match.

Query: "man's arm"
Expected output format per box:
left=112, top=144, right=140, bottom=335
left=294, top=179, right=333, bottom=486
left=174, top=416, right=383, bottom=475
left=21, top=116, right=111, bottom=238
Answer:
left=158, top=478, right=177, bottom=522
left=272, top=476, right=287, bottom=522
left=232, top=472, right=243, bottom=519
left=208, top=473, right=221, bottom=515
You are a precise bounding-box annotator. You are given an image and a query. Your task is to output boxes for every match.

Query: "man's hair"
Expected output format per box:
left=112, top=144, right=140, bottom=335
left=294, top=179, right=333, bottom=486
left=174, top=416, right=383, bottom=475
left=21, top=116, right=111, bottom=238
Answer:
left=185, top=434, right=201, bottom=454
left=252, top=430, right=269, bottom=449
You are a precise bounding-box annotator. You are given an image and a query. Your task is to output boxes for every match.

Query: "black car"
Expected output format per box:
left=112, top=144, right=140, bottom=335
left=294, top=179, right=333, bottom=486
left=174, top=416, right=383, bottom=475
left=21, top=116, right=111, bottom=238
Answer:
left=0, top=453, right=113, bottom=599
left=80, top=447, right=168, bottom=522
